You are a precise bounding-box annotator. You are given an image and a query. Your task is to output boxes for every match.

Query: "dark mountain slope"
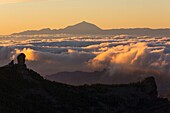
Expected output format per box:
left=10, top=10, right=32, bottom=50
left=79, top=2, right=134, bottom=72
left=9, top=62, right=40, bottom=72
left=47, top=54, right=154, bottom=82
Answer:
left=45, top=70, right=106, bottom=85
left=0, top=64, right=170, bottom=113
left=45, top=68, right=164, bottom=86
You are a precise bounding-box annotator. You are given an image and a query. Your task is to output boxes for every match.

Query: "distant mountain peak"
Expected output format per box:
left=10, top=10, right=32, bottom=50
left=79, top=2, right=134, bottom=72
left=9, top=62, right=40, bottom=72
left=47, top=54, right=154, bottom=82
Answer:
left=76, top=21, right=97, bottom=26
left=11, top=21, right=170, bottom=36
left=79, top=21, right=90, bottom=24
left=63, top=21, right=102, bottom=33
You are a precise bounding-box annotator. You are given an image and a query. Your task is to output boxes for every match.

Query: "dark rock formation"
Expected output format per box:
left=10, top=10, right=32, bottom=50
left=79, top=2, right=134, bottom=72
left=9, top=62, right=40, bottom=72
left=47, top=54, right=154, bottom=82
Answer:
left=17, top=53, right=26, bottom=65
left=0, top=59, right=169, bottom=112
left=141, top=77, right=158, bottom=98
left=8, top=60, right=14, bottom=66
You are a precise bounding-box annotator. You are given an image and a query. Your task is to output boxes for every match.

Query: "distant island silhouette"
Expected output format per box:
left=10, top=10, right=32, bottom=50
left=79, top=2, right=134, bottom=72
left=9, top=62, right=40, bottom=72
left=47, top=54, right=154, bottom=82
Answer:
left=12, top=21, right=170, bottom=36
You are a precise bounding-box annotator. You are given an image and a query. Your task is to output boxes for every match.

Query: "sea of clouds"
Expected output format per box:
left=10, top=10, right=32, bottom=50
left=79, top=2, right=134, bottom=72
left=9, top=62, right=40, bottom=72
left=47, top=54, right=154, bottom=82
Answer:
left=0, top=34, right=170, bottom=95
left=0, top=34, right=169, bottom=75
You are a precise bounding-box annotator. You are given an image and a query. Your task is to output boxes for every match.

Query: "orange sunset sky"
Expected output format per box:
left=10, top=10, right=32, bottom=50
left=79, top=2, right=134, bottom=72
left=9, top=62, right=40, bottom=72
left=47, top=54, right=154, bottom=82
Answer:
left=0, top=0, right=170, bottom=35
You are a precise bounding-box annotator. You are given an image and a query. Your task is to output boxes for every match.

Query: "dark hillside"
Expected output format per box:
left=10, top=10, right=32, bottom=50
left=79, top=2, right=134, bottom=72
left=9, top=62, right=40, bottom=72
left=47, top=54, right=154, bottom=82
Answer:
left=0, top=63, right=169, bottom=113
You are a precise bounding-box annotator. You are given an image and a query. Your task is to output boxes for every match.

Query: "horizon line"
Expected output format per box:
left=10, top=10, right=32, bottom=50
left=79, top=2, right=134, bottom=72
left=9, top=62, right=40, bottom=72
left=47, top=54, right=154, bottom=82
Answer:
left=2, top=21, right=170, bottom=35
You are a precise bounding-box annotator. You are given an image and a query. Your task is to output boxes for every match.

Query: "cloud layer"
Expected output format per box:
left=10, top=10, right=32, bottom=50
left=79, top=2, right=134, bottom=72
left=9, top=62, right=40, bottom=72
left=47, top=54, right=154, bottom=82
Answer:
left=0, top=34, right=169, bottom=76
left=89, top=42, right=170, bottom=74
left=0, top=34, right=170, bottom=96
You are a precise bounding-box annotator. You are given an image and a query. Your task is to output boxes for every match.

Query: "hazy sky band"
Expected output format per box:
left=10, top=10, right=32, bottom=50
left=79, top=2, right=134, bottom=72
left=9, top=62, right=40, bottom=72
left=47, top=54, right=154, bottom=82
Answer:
left=0, top=0, right=170, bottom=35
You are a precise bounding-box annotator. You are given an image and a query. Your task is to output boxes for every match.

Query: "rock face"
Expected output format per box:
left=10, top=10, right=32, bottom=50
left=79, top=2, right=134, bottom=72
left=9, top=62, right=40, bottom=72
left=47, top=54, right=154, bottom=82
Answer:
left=0, top=60, right=170, bottom=112
left=8, top=60, right=14, bottom=66
left=141, top=77, right=158, bottom=98
left=17, top=53, right=26, bottom=65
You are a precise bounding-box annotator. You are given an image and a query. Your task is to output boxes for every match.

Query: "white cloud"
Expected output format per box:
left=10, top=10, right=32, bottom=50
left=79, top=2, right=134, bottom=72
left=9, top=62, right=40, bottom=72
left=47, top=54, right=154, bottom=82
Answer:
left=0, top=34, right=170, bottom=77
left=89, top=42, right=170, bottom=74
left=0, top=34, right=170, bottom=96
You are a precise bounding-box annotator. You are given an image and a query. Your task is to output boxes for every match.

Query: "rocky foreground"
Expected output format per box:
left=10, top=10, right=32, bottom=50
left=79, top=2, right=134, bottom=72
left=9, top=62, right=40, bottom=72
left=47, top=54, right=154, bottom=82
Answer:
left=0, top=64, right=170, bottom=113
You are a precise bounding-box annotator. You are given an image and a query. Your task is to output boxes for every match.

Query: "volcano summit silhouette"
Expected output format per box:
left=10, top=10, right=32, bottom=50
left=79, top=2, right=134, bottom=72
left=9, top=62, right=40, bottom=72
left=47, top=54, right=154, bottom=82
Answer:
left=59, top=21, right=102, bottom=34
left=12, top=21, right=103, bottom=35
left=12, top=21, right=170, bottom=36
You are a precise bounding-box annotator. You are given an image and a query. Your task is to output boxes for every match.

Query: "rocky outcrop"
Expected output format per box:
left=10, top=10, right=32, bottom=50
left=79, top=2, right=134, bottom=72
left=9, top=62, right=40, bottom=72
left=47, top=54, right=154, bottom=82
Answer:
left=141, top=77, right=158, bottom=98
left=0, top=58, right=169, bottom=113
left=6, top=53, right=27, bottom=69
left=17, top=53, right=26, bottom=65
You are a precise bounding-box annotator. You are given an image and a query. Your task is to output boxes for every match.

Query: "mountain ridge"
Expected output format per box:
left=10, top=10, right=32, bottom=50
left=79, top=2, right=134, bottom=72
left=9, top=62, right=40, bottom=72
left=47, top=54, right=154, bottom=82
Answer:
left=1, top=64, right=170, bottom=113
left=0, top=53, right=170, bottom=112
left=12, top=21, right=170, bottom=36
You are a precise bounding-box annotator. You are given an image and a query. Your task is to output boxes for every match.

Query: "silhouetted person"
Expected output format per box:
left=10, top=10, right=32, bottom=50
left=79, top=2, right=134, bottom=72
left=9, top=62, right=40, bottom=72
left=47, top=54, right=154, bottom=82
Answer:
left=17, top=53, right=26, bottom=65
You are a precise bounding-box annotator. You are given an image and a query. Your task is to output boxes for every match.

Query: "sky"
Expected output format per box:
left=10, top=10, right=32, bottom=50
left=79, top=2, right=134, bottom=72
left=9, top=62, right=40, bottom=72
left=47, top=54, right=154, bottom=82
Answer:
left=0, top=0, right=170, bottom=35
